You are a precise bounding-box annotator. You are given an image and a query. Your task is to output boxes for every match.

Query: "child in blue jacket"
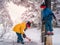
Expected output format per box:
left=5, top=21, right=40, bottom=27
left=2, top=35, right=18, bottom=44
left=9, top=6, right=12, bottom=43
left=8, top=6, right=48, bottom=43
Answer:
left=40, top=3, right=57, bottom=35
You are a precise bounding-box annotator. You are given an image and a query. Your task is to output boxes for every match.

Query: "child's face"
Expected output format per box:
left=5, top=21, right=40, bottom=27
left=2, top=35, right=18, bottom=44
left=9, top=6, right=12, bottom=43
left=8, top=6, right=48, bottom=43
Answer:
left=26, top=24, right=30, bottom=28
left=41, top=8, right=44, bottom=10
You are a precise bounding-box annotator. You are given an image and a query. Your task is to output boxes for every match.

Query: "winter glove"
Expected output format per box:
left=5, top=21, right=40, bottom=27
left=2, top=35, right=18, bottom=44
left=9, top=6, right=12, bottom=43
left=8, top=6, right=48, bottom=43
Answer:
left=23, top=34, right=26, bottom=38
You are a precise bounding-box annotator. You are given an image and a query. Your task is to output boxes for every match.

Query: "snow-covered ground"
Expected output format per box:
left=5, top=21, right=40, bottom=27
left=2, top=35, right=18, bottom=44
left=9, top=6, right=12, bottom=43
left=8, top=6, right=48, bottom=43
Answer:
left=25, top=28, right=41, bottom=44
left=0, top=28, right=41, bottom=45
left=0, top=27, right=60, bottom=45
left=53, top=28, right=60, bottom=45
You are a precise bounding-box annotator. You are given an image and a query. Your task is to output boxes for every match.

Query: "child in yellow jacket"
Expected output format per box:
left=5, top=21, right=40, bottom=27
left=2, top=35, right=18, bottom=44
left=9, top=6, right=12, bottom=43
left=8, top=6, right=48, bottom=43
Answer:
left=13, top=21, right=31, bottom=44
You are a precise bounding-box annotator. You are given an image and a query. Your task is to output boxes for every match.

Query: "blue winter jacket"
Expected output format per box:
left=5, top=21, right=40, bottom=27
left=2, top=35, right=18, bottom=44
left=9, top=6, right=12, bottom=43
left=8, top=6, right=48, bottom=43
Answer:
left=41, top=8, right=54, bottom=21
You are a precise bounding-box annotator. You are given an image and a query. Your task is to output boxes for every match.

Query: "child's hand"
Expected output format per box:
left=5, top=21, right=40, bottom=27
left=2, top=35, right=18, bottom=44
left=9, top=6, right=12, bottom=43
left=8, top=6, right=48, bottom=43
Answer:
left=28, top=38, right=31, bottom=41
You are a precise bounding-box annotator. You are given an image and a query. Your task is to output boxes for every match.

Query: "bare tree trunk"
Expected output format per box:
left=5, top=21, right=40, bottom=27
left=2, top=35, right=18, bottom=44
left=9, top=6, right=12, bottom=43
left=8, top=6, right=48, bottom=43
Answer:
left=45, top=0, right=51, bottom=9
left=53, top=0, right=57, bottom=11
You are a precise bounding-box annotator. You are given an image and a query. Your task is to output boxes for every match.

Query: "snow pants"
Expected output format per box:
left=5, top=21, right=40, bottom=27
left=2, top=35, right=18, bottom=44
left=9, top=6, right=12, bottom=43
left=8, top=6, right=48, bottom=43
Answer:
left=45, top=20, right=53, bottom=32
left=16, top=33, right=23, bottom=42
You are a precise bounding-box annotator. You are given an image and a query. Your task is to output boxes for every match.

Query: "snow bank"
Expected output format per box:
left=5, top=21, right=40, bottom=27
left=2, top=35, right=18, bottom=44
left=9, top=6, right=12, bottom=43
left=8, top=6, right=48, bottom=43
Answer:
left=0, top=24, right=5, bottom=37
left=2, top=30, right=17, bottom=42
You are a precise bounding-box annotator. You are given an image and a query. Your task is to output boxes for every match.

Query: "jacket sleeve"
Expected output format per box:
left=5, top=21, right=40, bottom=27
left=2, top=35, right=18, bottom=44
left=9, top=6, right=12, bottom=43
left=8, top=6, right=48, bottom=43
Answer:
left=48, top=10, right=56, bottom=20
left=48, top=8, right=56, bottom=20
left=52, top=13, right=56, bottom=20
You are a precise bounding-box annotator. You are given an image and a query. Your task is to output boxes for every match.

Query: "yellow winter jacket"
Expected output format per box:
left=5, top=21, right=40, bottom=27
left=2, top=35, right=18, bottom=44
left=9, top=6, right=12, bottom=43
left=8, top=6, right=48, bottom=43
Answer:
left=13, top=22, right=26, bottom=34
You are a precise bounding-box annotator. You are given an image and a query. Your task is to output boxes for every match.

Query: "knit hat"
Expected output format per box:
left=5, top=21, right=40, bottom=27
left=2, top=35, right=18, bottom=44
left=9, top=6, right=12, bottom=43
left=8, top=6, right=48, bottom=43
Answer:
left=26, top=21, right=31, bottom=28
left=40, top=3, right=46, bottom=8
